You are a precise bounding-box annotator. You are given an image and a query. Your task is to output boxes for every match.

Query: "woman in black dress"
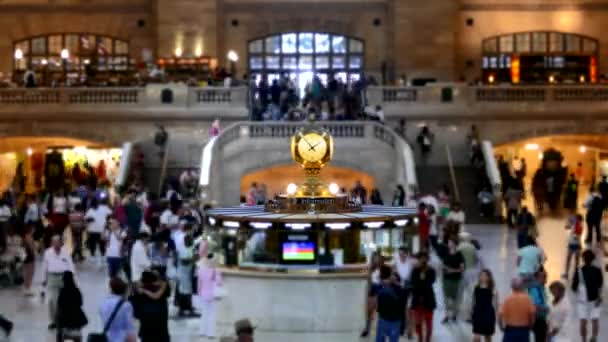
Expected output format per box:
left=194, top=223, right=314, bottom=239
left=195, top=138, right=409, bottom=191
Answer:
left=471, top=269, right=498, bottom=342
left=132, top=270, right=171, bottom=342
left=56, top=271, right=88, bottom=342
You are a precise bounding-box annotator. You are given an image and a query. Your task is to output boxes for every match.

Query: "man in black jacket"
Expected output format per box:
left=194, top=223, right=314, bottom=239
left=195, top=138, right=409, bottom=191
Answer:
left=572, top=249, right=603, bottom=342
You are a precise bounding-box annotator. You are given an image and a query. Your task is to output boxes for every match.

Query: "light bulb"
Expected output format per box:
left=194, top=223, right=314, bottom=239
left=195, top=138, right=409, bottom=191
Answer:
left=329, top=183, right=339, bottom=195
left=286, top=183, right=297, bottom=195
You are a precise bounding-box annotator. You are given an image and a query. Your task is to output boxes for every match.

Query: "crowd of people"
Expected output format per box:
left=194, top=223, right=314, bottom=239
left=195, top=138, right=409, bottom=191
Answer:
left=0, top=180, right=257, bottom=342
left=360, top=180, right=604, bottom=342
left=248, top=74, right=379, bottom=122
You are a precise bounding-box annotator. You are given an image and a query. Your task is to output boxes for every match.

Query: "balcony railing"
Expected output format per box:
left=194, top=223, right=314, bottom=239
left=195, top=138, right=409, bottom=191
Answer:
left=0, top=86, right=248, bottom=115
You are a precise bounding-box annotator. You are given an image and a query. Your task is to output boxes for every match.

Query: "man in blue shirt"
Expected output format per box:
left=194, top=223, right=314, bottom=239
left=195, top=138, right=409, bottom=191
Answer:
left=99, top=278, right=137, bottom=342
left=528, top=269, right=549, bottom=342
left=375, top=265, right=403, bottom=342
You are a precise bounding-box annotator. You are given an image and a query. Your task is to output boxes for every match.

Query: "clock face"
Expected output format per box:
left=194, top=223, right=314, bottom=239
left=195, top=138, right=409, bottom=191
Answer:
left=297, top=132, right=328, bottom=163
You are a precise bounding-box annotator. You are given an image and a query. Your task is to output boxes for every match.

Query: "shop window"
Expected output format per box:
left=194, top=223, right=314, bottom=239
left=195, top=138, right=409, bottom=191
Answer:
left=349, top=39, right=363, bottom=53
left=31, top=37, right=46, bottom=55
left=583, top=38, right=597, bottom=53
left=48, top=35, right=62, bottom=54
left=282, top=56, right=297, bottom=69
left=315, top=34, right=330, bottom=53
left=298, top=33, right=314, bottom=53
left=532, top=32, right=547, bottom=53
left=250, top=57, right=263, bottom=70
left=349, top=55, right=363, bottom=69
left=265, top=36, right=281, bottom=54
left=65, top=34, right=79, bottom=54
left=482, top=38, right=498, bottom=54
left=332, top=36, right=346, bottom=53
left=515, top=33, right=530, bottom=53
left=499, top=35, right=514, bottom=53
left=249, top=39, right=263, bottom=54
left=315, top=56, right=329, bottom=69
left=115, top=40, right=129, bottom=55
left=332, top=55, right=346, bottom=68
left=298, top=56, right=313, bottom=70
left=282, top=33, right=297, bottom=54
left=565, top=35, right=581, bottom=53
left=549, top=32, right=564, bottom=53
left=265, top=56, right=280, bottom=69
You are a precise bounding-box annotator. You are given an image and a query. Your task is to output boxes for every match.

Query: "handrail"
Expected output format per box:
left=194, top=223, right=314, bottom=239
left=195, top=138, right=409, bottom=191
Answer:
left=481, top=140, right=502, bottom=217
left=445, top=144, right=461, bottom=202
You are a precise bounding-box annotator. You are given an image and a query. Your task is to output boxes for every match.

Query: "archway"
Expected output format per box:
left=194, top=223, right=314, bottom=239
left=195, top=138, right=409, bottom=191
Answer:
left=0, top=136, right=121, bottom=193
left=240, top=164, right=375, bottom=200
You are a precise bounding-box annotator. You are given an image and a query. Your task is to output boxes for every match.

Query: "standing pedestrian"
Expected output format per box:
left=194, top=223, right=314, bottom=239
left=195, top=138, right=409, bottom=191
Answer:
left=410, top=252, right=436, bottom=342
left=499, top=277, right=536, bottom=342
left=583, top=186, right=604, bottom=245
left=131, top=270, right=170, bottom=342
left=56, top=271, right=88, bottom=342
left=99, top=277, right=137, bottom=342
left=198, top=253, right=223, bottom=338
left=547, top=281, right=569, bottom=342
left=528, top=269, right=549, bottom=342
left=42, top=235, right=75, bottom=330
left=441, top=238, right=465, bottom=323
left=130, top=232, right=151, bottom=283
left=504, top=182, right=523, bottom=229
left=105, top=217, right=126, bottom=278
left=417, top=203, right=430, bottom=250
left=22, top=226, right=36, bottom=296
left=85, top=199, right=112, bottom=267
left=563, top=214, right=583, bottom=279
left=375, top=265, right=402, bottom=342
left=68, top=204, right=86, bottom=262
left=393, top=246, right=416, bottom=338
left=517, top=237, right=546, bottom=282
left=572, top=249, right=603, bottom=342
left=176, top=234, right=197, bottom=317
left=471, top=269, right=498, bottom=342
left=361, top=252, right=383, bottom=337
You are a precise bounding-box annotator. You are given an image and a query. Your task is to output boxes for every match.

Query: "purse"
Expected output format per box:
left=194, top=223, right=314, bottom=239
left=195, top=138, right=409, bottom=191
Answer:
left=212, top=269, right=227, bottom=300
left=87, top=299, right=125, bottom=342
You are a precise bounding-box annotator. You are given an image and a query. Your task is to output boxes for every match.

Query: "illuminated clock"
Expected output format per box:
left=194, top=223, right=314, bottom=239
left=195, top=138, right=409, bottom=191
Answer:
left=297, top=132, right=328, bottom=163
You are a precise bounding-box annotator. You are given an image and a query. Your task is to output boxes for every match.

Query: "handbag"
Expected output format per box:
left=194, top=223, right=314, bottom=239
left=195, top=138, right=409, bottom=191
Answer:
left=212, top=269, right=227, bottom=300
left=87, top=299, right=125, bottom=342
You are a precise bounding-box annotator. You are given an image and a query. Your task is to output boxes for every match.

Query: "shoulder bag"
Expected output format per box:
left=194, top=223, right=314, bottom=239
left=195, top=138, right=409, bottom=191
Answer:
left=87, top=299, right=125, bottom=342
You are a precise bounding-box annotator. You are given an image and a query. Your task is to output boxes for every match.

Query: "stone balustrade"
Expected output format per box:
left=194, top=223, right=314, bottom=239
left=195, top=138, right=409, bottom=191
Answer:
left=3, top=84, right=608, bottom=119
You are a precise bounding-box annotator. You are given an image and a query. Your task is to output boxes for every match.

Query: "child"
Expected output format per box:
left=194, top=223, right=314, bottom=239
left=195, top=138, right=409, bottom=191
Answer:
left=562, top=213, right=583, bottom=280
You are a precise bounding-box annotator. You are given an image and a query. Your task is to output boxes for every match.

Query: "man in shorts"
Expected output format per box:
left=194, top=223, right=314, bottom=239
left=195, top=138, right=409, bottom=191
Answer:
left=572, top=249, right=603, bottom=342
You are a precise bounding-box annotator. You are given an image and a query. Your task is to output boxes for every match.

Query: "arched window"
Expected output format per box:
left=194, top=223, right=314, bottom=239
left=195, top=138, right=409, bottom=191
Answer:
left=13, top=33, right=130, bottom=84
left=248, top=32, right=364, bottom=92
left=481, top=31, right=598, bottom=84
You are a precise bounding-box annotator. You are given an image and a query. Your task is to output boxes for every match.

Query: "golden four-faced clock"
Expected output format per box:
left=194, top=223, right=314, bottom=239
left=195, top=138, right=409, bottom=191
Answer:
left=291, top=130, right=333, bottom=168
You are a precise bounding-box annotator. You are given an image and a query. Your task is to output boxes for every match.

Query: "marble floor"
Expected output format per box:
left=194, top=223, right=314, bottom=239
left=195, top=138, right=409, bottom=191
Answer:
left=1, top=217, right=607, bottom=342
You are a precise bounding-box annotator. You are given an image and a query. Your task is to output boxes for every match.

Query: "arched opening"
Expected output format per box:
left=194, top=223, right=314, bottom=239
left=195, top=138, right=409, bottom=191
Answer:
left=240, top=164, right=375, bottom=200
left=248, top=32, right=364, bottom=95
left=481, top=31, right=598, bottom=84
left=0, top=136, right=122, bottom=193
left=495, top=134, right=608, bottom=213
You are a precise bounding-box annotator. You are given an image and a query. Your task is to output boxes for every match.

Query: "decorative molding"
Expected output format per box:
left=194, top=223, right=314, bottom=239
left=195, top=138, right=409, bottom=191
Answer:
left=223, top=0, right=387, bottom=12
left=0, top=3, right=150, bottom=14
left=462, top=2, right=608, bottom=11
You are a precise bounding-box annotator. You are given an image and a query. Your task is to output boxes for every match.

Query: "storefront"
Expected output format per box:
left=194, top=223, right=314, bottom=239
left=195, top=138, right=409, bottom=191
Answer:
left=482, top=31, right=599, bottom=84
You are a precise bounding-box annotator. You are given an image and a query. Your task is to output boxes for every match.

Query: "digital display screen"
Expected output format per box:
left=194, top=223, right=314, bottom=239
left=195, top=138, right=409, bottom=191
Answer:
left=282, top=242, right=316, bottom=261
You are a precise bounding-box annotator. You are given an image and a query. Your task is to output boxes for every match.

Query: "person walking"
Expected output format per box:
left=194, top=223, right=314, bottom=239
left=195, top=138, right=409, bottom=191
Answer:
left=392, top=185, right=405, bottom=207
left=393, top=246, right=416, bottom=338
left=131, top=270, right=170, bottom=342
left=528, top=269, right=549, bottom=342
left=499, top=277, right=536, bottom=342
left=68, top=204, right=86, bottom=262
left=375, top=265, right=403, bottom=342
left=130, top=232, right=151, bottom=283
left=410, top=252, right=436, bottom=342
left=22, top=226, right=36, bottom=296
left=548, top=281, right=569, bottom=342
left=515, top=206, right=535, bottom=249
left=572, top=249, right=603, bottom=342
left=563, top=213, right=583, bottom=279
left=84, top=199, right=112, bottom=267
left=42, top=235, right=75, bottom=330
left=583, top=186, right=604, bottom=245
left=198, top=253, right=223, bottom=338
left=56, top=271, right=88, bottom=342
left=458, top=232, right=481, bottom=317
left=105, top=217, right=127, bottom=278
left=517, top=236, right=546, bottom=282
left=99, top=277, right=137, bottom=342
left=361, top=252, right=383, bottom=337
left=441, top=238, right=465, bottom=324
left=504, top=182, right=523, bottom=229
left=471, top=269, right=498, bottom=342
left=176, top=234, right=197, bottom=317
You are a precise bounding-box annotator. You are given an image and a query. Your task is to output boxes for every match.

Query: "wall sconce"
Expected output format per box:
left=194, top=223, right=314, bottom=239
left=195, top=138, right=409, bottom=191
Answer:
left=195, top=46, right=203, bottom=57
left=227, top=50, right=239, bottom=62
left=60, top=48, right=69, bottom=60
left=14, top=48, right=23, bottom=60
left=174, top=47, right=183, bottom=57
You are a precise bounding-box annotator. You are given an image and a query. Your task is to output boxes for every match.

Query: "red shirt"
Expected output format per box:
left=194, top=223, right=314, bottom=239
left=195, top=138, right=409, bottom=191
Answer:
left=418, top=211, right=430, bottom=238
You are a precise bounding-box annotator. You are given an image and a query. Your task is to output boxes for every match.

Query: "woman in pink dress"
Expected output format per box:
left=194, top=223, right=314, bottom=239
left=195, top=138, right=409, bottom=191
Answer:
left=197, top=253, right=222, bottom=338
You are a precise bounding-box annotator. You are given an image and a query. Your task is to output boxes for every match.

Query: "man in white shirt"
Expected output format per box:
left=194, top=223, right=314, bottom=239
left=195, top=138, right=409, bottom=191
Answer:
left=84, top=200, right=113, bottom=265
left=130, top=232, right=151, bottom=283
left=160, top=206, right=180, bottom=232
left=548, top=281, right=569, bottom=342
left=42, top=235, right=75, bottom=330
left=393, top=246, right=416, bottom=337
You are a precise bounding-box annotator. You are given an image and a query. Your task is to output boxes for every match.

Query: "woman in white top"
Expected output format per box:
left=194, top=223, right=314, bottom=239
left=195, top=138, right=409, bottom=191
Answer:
left=548, top=281, right=570, bottom=342
left=130, top=232, right=151, bottom=283
left=105, top=217, right=126, bottom=278
left=360, top=252, right=384, bottom=337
